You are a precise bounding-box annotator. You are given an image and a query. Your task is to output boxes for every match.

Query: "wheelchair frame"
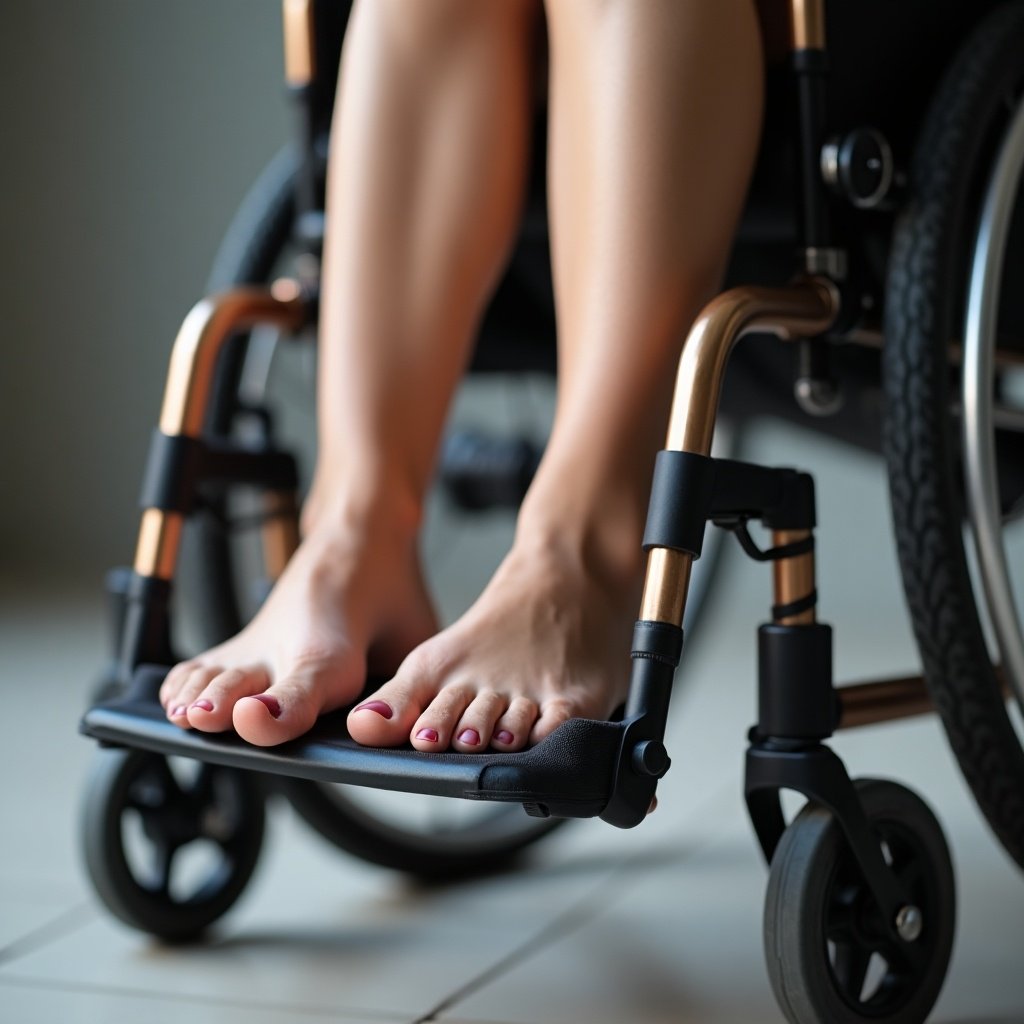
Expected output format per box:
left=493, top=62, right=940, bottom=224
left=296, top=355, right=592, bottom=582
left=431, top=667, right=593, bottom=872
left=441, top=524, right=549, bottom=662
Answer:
left=80, top=1, right=1024, bottom=1019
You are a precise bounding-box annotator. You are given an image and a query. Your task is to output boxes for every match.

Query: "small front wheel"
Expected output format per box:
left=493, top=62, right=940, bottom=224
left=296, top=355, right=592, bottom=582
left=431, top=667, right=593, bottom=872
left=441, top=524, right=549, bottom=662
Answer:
left=82, top=749, right=266, bottom=942
left=763, top=779, right=955, bottom=1024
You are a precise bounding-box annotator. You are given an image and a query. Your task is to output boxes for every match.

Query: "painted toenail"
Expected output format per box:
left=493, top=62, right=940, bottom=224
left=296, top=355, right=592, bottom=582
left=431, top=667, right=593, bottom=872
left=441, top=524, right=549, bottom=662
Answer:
left=249, top=694, right=282, bottom=719
left=171, top=705, right=186, bottom=717
left=458, top=728, right=480, bottom=746
left=416, top=728, right=439, bottom=743
left=495, top=730, right=514, bottom=744
left=191, top=699, right=214, bottom=712
left=354, top=700, right=393, bottom=720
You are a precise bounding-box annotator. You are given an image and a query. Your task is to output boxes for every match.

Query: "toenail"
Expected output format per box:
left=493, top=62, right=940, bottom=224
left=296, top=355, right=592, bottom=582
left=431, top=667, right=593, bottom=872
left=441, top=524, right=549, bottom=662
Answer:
left=495, top=730, right=514, bottom=744
left=416, top=728, right=439, bottom=743
left=171, top=705, right=186, bottom=717
left=191, top=699, right=214, bottom=712
left=458, top=728, right=480, bottom=746
left=249, top=694, right=282, bottom=719
left=354, top=700, right=393, bottom=720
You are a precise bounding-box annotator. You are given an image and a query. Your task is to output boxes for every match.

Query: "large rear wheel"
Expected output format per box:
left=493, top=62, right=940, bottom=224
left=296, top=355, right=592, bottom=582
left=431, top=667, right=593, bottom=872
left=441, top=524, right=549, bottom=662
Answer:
left=883, top=1, right=1024, bottom=869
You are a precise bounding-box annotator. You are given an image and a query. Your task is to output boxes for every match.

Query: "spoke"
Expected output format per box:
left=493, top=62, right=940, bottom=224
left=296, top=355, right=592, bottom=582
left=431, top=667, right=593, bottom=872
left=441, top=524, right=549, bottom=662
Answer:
left=149, top=837, right=178, bottom=897
left=882, top=929, right=928, bottom=976
left=127, top=757, right=185, bottom=819
left=834, top=942, right=874, bottom=1001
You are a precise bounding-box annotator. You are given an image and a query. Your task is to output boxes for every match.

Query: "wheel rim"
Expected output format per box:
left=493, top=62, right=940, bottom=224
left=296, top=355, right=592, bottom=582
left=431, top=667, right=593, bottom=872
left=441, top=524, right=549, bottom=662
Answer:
left=823, top=822, right=938, bottom=1016
left=962, top=90, right=1024, bottom=720
left=120, top=756, right=254, bottom=907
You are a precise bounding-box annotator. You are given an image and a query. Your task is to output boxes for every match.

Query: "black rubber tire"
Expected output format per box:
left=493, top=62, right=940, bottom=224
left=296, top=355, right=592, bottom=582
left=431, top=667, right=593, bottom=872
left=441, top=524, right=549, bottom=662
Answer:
left=764, top=779, right=956, bottom=1024
left=82, top=748, right=266, bottom=942
left=883, top=1, right=1024, bottom=870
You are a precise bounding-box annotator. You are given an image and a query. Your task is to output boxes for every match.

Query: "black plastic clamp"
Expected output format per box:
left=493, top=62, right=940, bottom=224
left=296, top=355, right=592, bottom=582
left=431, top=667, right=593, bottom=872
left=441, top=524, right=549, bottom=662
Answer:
left=139, top=430, right=300, bottom=514
left=642, top=451, right=816, bottom=559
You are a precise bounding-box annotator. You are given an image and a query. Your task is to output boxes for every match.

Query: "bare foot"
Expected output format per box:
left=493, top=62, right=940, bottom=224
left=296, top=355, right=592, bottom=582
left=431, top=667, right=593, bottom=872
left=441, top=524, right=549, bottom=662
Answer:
left=346, top=532, right=636, bottom=753
left=159, top=500, right=437, bottom=747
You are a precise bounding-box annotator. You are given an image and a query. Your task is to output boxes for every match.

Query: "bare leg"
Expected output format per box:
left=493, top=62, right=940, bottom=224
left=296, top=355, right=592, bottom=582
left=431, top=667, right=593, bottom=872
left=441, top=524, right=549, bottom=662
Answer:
left=160, top=0, right=539, bottom=745
left=350, top=0, right=764, bottom=752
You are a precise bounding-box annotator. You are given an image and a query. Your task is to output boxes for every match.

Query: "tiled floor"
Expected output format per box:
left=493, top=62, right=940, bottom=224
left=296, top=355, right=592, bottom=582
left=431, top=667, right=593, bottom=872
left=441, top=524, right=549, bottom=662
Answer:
left=3, top=422, right=1024, bottom=1023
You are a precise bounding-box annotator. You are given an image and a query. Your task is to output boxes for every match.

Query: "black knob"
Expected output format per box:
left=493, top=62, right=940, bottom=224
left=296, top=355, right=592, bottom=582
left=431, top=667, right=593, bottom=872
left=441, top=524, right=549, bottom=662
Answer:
left=632, top=740, right=670, bottom=778
left=821, top=128, right=894, bottom=209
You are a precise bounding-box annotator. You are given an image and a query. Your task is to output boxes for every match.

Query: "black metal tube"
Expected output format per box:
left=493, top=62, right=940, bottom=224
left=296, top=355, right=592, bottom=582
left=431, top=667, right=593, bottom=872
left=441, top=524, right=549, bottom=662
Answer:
left=792, top=51, right=831, bottom=249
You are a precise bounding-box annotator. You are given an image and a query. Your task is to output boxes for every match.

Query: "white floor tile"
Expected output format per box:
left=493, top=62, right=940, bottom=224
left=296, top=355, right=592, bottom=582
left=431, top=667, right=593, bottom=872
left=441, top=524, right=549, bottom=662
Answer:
left=0, top=976, right=406, bottom=1024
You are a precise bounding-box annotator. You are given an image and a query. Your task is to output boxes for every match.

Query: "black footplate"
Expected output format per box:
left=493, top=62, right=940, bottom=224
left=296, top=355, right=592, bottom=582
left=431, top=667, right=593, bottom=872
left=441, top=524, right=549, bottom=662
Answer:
left=80, top=665, right=625, bottom=820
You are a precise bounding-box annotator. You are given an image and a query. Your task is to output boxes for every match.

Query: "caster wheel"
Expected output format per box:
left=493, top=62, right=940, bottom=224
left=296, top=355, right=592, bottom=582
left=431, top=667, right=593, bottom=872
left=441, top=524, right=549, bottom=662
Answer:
left=82, top=749, right=265, bottom=942
left=764, top=779, right=955, bottom=1024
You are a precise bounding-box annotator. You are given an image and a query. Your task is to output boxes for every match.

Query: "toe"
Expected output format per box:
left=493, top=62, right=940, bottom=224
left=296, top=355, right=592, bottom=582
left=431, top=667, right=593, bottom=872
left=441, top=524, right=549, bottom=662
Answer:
left=167, top=666, right=220, bottom=727
left=452, top=690, right=507, bottom=752
left=346, top=676, right=429, bottom=746
left=186, top=665, right=269, bottom=732
left=529, top=696, right=576, bottom=745
left=233, top=654, right=362, bottom=747
left=490, top=695, right=538, bottom=752
left=159, top=660, right=197, bottom=710
left=347, top=647, right=447, bottom=747
left=410, top=685, right=475, bottom=751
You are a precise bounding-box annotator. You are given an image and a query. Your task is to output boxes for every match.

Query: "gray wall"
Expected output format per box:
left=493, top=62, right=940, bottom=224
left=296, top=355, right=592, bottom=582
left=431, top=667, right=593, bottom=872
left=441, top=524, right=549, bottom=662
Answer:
left=2, top=1, right=290, bottom=578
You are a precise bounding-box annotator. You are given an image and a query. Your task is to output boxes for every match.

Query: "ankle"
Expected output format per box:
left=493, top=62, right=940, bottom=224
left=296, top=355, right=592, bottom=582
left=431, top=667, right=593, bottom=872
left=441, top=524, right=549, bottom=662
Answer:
left=513, top=505, right=644, bottom=595
left=306, top=452, right=428, bottom=533
left=305, top=476, right=424, bottom=547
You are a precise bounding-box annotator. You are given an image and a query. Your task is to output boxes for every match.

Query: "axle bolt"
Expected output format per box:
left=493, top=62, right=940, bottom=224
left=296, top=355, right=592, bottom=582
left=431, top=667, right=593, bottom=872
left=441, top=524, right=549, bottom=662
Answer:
left=895, top=904, right=923, bottom=943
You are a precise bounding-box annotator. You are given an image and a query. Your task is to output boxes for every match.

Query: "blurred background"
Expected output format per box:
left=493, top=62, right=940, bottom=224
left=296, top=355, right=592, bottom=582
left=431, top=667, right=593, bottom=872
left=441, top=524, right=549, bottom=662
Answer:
left=2, top=0, right=289, bottom=580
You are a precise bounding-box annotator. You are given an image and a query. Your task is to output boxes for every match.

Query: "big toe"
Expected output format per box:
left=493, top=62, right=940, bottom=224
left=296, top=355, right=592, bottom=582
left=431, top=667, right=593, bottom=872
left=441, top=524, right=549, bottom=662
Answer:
left=347, top=677, right=430, bottom=747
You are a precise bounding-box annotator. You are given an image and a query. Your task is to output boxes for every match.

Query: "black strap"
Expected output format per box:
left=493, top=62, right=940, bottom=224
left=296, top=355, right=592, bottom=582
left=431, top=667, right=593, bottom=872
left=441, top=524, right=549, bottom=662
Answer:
left=771, top=589, right=818, bottom=621
left=723, top=520, right=815, bottom=563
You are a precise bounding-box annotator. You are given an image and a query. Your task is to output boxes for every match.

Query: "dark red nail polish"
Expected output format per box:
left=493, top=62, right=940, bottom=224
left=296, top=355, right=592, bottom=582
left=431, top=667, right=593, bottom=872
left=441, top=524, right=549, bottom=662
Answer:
left=354, top=700, right=393, bottom=720
left=416, top=727, right=439, bottom=743
left=191, top=699, right=214, bottom=712
left=171, top=705, right=186, bottom=718
left=495, top=730, right=514, bottom=744
left=250, top=694, right=282, bottom=719
left=458, top=728, right=480, bottom=746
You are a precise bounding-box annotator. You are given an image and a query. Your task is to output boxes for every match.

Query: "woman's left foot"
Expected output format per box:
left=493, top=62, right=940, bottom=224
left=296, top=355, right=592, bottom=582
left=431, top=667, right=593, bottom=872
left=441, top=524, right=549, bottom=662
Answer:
left=347, top=531, right=637, bottom=752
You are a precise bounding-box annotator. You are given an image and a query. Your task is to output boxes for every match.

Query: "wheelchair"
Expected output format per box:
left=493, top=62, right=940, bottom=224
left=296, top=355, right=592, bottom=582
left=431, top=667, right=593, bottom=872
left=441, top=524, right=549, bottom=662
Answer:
left=79, top=1, right=1024, bottom=1020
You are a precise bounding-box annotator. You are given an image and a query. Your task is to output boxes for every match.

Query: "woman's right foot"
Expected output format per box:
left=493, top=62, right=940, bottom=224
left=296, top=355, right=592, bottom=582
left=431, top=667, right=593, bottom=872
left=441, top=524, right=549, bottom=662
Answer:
left=158, top=491, right=437, bottom=747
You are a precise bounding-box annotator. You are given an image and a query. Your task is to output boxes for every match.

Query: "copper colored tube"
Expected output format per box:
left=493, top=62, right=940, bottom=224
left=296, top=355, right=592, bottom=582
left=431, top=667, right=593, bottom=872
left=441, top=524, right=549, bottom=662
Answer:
left=772, top=528, right=815, bottom=625
left=838, top=668, right=1013, bottom=730
left=159, top=282, right=306, bottom=439
left=790, top=0, right=826, bottom=51
left=133, top=284, right=307, bottom=582
left=640, top=279, right=839, bottom=624
left=134, top=509, right=184, bottom=580
left=283, top=0, right=315, bottom=87
left=837, top=674, right=933, bottom=730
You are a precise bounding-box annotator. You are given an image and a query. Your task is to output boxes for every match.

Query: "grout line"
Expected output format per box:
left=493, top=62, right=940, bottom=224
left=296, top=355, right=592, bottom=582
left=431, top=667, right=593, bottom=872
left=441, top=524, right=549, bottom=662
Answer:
left=413, top=777, right=740, bottom=1024
left=0, top=902, right=97, bottom=967
left=0, top=974, right=411, bottom=1022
